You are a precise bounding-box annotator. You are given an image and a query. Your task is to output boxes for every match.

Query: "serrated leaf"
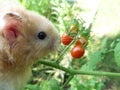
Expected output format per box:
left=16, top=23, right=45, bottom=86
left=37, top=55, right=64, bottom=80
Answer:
left=114, top=42, right=120, bottom=67
left=81, top=51, right=103, bottom=71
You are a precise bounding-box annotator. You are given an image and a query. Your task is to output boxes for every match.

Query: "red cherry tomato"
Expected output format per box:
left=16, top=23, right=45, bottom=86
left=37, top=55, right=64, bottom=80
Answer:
left=71, top=45, right=85, bottom=58
left=61, top=33, right=73, bottom=45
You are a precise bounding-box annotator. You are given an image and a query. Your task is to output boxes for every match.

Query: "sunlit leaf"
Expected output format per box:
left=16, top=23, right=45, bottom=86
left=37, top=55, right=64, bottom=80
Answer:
left=114, top=42, right=120, bottom=67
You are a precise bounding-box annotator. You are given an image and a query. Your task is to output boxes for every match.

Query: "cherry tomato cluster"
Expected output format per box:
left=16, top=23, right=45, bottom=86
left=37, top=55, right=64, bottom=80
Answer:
left=61, top=19, right=89, bottom=59
left=61, top=32, right=87, bottom=59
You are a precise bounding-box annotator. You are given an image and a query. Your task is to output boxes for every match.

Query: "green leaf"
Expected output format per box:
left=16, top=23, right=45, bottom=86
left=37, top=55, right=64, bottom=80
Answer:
left=40, top=79, right=61, bottom=90
left=100, top=37, right=108, bottom=50
left=25, top=84, right=40, bottom=90
left=81, top=50, right=103, bottom=71
left=114, top=42, right=120, bottom=67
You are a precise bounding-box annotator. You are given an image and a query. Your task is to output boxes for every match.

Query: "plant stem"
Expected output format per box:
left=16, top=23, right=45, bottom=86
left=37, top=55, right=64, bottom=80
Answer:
left=61, top=75, right=74, bottom=88
left=56, top=39, right=75, bottom=63
left=40, top=60, right=120, bottom=77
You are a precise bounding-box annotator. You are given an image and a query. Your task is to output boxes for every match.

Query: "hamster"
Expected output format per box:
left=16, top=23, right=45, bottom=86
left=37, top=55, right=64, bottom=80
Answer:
left=0, top=1, right=60, bottom=90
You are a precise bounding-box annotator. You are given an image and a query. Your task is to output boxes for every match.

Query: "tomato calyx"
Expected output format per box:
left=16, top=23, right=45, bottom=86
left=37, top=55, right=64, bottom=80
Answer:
left=75, top=37, right=88, bottom=46
left=69, top=25, right=78, bottom=33
left=75, top=39, right=82, bottom=46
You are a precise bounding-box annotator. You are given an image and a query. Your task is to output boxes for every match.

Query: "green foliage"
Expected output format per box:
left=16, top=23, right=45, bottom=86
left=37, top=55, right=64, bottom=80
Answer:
left=40, top=79, right=61, bottom=90
left=19, top=0, right=51, bottom=15
left=25, top=79, right=61, bottom=90
left=80, top=37, right=108, bottom=71
left=81, top=50, right=103, bottom=71
left=25, top=85, right=40, bottom=90
left=69, top=76, right=105, bottom=90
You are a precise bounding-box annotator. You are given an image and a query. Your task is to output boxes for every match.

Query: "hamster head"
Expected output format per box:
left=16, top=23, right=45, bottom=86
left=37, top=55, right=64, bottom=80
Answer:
left=1, top=9, right=60, bottom=66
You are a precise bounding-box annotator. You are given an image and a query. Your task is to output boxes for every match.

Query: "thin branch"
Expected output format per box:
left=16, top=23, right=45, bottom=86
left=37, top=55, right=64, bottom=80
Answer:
left=56, top=38, right=76, bottom=63
left=61, top=75, right=74, bottom=88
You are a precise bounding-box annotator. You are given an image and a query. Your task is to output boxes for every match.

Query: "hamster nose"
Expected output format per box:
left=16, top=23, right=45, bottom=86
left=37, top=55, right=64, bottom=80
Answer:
left=50, top=37, right=60, bottom=51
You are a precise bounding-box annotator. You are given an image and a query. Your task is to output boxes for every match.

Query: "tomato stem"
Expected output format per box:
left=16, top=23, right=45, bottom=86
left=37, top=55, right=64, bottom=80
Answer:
left=56, top=39, right=75, bottom=63
left=61, top=75, right=74, bottom=89
left=40, top=60, right=120, bottom=77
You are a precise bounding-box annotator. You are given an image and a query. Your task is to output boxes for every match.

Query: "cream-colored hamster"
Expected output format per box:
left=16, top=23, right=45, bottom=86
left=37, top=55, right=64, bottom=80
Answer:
left=0, top=1, right=60, bottom=90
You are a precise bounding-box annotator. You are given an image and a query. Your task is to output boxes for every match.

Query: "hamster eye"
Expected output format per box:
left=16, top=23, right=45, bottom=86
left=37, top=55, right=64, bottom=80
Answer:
left=38, top=32, right=47, bottom=40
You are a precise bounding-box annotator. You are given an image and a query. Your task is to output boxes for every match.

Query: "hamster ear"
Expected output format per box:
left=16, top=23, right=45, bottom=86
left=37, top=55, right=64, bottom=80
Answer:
left=4, top=12, right=22, bottom=22
left=3, top=12, right=22, bottom=46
